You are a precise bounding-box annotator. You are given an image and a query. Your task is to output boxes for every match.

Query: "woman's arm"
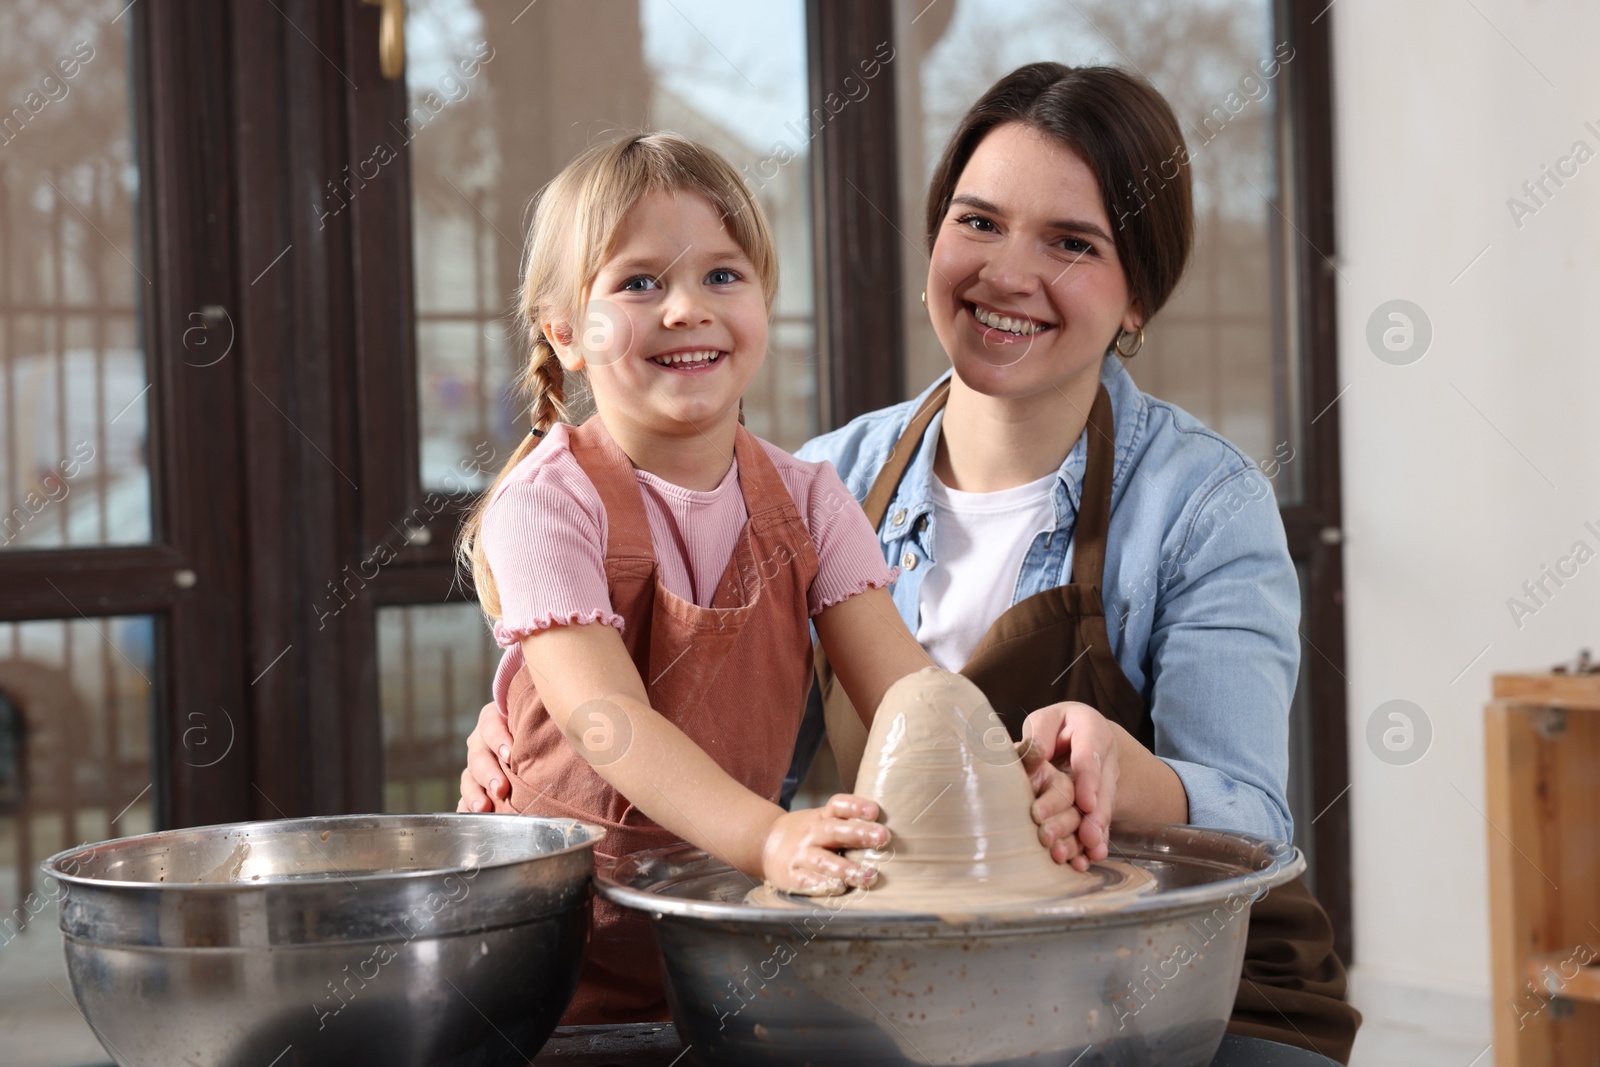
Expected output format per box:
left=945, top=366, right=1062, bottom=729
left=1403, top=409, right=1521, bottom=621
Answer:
left=1109, top=722, right=1189, bottom=824
left=1142, top=467, right=1297, bottom=842
left=1021, top=703, right=1187, bottom=868
left=1026, top=467, right=1297, bottom=858
left=518, top=622, right=887, bottom=891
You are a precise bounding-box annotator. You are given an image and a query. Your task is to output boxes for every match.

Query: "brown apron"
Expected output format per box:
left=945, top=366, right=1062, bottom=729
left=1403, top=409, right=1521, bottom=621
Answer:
left=498, top=416, right=819, bottom=1025
left=816, top=379, right=1362, bottom=1063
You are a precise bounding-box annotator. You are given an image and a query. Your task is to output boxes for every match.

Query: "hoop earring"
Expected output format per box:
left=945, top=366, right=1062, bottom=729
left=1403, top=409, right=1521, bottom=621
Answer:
left=920, top=290, right=927, bottom=307
left=1115, top=326, right=1145, bottom=358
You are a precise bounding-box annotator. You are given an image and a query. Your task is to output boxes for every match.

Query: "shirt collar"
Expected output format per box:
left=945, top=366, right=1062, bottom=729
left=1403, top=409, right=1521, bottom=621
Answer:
left=881, top=356, right=1145, bottom=542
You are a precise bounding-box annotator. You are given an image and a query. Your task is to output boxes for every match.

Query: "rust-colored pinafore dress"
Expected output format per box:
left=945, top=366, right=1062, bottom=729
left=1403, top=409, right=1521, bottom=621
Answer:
left=816, top=380, right=1362, bottom=1063
left=497, top=416, right=819, bottom=1025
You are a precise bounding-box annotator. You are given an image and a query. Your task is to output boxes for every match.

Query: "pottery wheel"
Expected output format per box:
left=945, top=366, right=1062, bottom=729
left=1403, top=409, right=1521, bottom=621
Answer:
left=749, top=667, right=1155, bottom=912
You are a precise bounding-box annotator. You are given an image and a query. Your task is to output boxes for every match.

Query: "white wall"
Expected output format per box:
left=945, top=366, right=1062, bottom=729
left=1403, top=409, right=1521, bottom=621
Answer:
left=1333, top=0, right=1600, bottom=1040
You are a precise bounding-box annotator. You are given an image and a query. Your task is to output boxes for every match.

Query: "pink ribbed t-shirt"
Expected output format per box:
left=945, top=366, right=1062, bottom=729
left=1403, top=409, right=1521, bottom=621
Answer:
left=481, top=422, right=895, bottom=711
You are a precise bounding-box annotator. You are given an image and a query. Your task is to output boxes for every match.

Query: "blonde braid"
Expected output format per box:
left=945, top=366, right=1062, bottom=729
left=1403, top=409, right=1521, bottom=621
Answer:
left=459, top=332, right=576, bottom=619
left=525, top=334, right=570, bottom=435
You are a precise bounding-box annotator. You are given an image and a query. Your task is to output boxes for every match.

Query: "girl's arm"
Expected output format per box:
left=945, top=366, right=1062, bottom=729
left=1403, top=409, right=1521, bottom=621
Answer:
left=813, top=586, right=942, bottom=715
left=519, top=622, right=887, bottom=892
left=812, top=586, right=939, bottom=782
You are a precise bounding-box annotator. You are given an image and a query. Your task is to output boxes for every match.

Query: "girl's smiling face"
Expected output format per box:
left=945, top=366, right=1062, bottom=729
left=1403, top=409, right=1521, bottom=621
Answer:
left=551, top=188, right=768, bottom=439
left=927, top=122, right=1142, bottom=402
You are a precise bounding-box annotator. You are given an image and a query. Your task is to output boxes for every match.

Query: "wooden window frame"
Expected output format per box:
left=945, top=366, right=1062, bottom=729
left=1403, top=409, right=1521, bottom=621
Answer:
left=808, top=0, right=906, bottom=424
left=1275, top=0, right=1352, bottom=964
left=0, top=1, right=252, bottom=830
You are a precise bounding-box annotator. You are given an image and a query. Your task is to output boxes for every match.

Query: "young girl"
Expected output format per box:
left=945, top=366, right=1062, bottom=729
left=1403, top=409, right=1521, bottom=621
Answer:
left=458, top=133, right=1082, bottom=1025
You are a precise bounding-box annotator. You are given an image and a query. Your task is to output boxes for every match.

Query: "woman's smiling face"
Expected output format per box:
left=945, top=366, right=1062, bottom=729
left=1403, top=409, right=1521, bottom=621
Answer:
left=553, top=188, right=768, bottom=438
left=927, top=122, right=1141, bottom=401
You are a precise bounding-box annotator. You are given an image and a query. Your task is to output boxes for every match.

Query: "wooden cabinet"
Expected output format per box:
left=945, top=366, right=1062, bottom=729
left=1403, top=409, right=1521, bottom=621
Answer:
left=1485, top=671, right=1600, bottom=1066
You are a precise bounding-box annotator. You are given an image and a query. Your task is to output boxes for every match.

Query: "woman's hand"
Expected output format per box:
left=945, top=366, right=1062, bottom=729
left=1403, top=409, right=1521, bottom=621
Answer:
left=760, top=795, right=889, bottom=895
left=1019, top=740, right=1092, bottom=870
left=1021, top=702, right=1121, bottom=867
left=457, top=701, right=514, bottom=812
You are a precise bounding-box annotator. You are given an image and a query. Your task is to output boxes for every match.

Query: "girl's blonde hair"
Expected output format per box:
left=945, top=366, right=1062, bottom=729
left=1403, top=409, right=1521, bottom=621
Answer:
left=459, top=132, right=779, bottom=618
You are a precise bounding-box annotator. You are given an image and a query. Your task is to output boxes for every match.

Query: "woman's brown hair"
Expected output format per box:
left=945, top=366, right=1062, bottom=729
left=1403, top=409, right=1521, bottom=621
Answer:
left=926, top=63, right=1194, bottom=323
left=458, top=132, right=779, bottom=618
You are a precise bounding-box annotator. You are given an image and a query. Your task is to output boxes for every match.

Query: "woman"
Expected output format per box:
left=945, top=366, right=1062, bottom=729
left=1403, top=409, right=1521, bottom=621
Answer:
left=459, top=63, right=1361, bottom=1062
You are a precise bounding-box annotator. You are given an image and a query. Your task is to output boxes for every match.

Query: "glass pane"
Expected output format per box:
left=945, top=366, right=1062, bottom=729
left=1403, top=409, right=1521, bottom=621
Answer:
left=1, top=1, right=153, bottom=551
left=0, top=614, right=157, bottom=1067
left=892, top=0, right=1304, bottom=504
left=378, top=603, right=500, bottom=814
left=405, top=0, right=819, bottom=493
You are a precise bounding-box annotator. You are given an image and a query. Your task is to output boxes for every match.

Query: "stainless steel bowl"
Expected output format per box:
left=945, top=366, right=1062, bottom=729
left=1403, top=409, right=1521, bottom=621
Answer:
left=42, top=813, right=604, bottom=1067
left=599, top=823, right=1302, bottom=1067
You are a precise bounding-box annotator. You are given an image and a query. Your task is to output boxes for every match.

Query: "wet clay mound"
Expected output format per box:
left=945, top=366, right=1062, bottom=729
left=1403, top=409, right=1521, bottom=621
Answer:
left=847, top=666, right=1139, bottom=909
left=751, top=667, right=1153, bottom=912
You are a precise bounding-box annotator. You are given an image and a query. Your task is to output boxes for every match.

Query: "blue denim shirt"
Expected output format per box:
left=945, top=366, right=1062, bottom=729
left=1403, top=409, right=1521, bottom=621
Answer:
left=797, top=356, right=1298, bottom=841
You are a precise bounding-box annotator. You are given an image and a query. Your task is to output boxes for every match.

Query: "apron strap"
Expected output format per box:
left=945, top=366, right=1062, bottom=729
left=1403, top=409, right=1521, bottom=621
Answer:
left=860, top=379, right=951, bottom=529
left=1069, top=384, right=1117, bottom=588
left=567, top=416, right=663, bottom=564
left=732, top=425, right=799, bottom=522
left=733, top=423, right=821, bottom=575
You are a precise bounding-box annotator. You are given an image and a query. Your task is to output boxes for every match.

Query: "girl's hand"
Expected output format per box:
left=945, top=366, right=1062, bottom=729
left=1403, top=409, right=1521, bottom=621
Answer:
left=760, top=795, right=889, bottom=895
left=457, top=701, right=514, bottom=812
left=1021, top=702, right=1121, bottom=868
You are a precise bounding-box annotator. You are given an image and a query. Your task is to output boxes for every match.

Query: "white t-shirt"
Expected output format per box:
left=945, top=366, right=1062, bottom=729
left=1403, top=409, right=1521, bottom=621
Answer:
left=915, top=470, right=1058, bottom=671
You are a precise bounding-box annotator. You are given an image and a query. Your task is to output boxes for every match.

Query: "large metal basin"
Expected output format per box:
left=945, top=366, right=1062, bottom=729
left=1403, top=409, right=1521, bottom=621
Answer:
left=599, top=823, right=1302, bottom=1067
left=42, top=813, right=604, bottom=1067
